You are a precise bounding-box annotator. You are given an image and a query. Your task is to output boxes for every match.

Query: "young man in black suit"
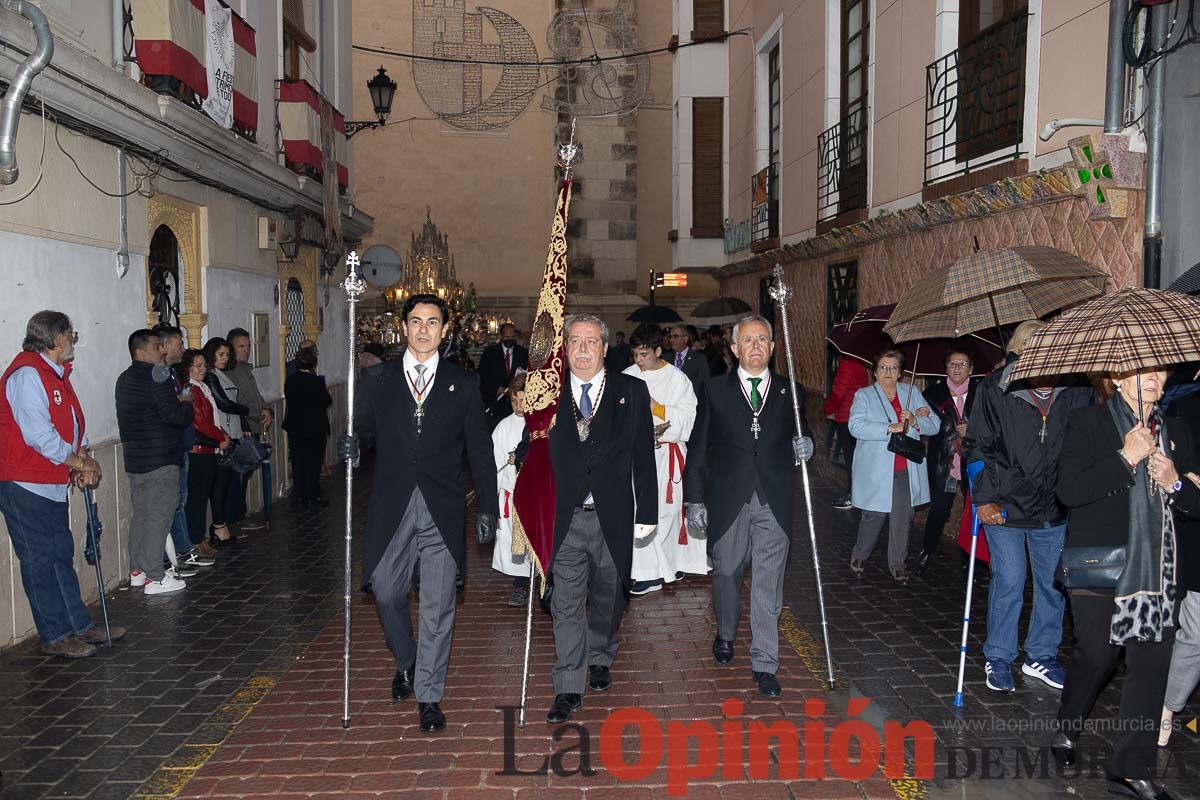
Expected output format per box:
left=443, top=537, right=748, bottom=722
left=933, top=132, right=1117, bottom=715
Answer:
left=684, top=315, right=813, bottom=697
left=341, top=294, right=498, bottom=734
left=545, top=314, right=658, bottom=724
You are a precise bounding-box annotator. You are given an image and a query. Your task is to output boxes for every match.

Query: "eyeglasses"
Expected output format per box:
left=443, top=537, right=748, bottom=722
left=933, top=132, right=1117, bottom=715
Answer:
left=876, top=365, right=900, bottom=374
left=947, top=361, right=971, bottom=369
left=66, top=331, right=79, bottom=345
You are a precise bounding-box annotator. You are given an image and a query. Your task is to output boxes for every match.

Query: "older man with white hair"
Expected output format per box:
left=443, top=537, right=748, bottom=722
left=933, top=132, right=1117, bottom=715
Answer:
left=544, top=314, right=658, bottom=724
left=684, top=314, right=813, bottom=697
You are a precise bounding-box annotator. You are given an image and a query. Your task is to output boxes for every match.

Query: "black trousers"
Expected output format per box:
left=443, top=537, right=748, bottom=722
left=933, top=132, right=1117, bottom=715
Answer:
left=1057, top=591, right=1175, bottom=779
left=185, top=453, right=227, bottom=545
left=835, top=421, right=855, bottom=493
left=289, top=434, right=326, bottom=503
left=921, top=480, right=960, bottom=555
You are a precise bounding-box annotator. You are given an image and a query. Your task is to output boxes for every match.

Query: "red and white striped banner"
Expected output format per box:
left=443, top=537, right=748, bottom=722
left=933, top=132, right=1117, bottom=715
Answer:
left=278, top=79, right=348, bottom=188
left=131, top=0, right=258, bottom=134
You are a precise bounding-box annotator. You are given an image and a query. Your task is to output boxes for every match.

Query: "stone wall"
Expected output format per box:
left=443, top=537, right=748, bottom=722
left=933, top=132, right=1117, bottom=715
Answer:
left=719, top=172, right=1144, bottom=395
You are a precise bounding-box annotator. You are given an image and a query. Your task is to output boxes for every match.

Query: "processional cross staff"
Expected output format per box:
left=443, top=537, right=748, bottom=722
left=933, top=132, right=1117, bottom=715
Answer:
left=768, top=264, right=836, bottom=688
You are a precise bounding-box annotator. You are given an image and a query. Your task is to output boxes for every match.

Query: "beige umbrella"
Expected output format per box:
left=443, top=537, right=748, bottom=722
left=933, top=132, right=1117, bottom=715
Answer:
left=1010, top=288, right=1200, bottom=382
left=883, top=246, right=1108, bottom=343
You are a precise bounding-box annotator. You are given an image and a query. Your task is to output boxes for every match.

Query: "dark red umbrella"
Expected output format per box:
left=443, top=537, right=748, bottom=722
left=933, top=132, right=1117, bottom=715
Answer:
left=827, top=304, right=1003, bottom=377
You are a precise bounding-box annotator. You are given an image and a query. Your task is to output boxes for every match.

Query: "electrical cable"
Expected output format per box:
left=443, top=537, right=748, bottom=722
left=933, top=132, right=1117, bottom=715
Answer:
left=1125, top=0, right=1199, bottom=71
left=352, top=29, right=752, bottom=68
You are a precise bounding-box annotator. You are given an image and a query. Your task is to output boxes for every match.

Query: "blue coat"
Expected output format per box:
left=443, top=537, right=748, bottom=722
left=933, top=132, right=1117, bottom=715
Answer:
left=849, top=383, right=940, bottom=512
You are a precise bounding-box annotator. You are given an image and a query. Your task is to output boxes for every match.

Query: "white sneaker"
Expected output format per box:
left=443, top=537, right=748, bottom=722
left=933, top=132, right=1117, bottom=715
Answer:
left=1159, top=706, right=1174, bottom=747
left=129, top=569, right=147, bottom=587
left=144, top=572, right=186, bottom=595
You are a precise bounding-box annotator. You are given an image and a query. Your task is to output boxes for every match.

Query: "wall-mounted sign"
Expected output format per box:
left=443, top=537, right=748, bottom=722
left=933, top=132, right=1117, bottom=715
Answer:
left=724, top=217, right=751, bottom=253
left=656, top=272, right=688, bottom=287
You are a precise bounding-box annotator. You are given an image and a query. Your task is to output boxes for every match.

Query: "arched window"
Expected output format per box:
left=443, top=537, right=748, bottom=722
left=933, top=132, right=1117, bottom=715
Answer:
left=285, top=277, right=306, bottom=361
left=149, top=225, right=183, bottom=328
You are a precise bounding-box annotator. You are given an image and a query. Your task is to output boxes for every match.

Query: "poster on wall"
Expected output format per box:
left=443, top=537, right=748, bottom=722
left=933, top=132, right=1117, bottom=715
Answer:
left=201, top=0, right=235, bottom=129
left=253, top=312, right=270, bottom=368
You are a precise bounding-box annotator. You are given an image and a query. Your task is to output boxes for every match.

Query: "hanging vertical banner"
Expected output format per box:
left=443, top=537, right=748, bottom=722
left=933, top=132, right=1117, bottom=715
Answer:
left=320, top=96, right=343, bottom=257
left=201, top=0, right=235, bottom=129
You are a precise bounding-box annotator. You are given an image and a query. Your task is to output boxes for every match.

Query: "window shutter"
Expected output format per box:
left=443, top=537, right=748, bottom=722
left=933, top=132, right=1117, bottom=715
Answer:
left=691, top=97, right=724, bottom=238
left=283, top=0, right=317, bottom=52
left=693, top=0, right=726, bottom=39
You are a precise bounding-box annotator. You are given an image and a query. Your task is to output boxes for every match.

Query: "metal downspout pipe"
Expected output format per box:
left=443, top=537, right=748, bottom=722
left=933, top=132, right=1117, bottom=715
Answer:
left=1104, top=0, right=1128, bottom=133
left=0, top=0, right=54, bottom=185
left=1143, top=3, right=1169, bottom=289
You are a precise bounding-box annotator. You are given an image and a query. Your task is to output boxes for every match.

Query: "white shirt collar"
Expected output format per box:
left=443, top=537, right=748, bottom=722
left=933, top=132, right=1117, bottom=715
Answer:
left=570, top=368, right=605, bottom=393
left=737, top=365, right=770, bottom=384
left=403, top=348, right=440, bottom=375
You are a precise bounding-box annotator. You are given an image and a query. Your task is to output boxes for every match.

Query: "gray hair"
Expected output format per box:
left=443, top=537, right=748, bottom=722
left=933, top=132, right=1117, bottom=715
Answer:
left=22, top=310, right=72, bottom=353
left=732, top=314, right=773, bottom=343
left=565, top=314, right=609, bottom=345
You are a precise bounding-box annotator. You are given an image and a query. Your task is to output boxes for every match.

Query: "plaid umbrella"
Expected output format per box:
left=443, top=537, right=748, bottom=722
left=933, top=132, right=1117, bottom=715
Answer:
left=828, top=304, right=1002, bottom=376
left=883, top=246, right=1108, bottom=342
left=1010, top=288, right=1200, bottom=381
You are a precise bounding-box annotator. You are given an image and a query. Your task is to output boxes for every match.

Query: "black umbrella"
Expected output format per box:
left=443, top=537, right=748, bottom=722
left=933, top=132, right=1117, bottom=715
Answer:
left=628, top=305, right=683, bottom=323
left=1167, top=262, right=1200, bottom=295
left=691, top=296, right=753, bottom=320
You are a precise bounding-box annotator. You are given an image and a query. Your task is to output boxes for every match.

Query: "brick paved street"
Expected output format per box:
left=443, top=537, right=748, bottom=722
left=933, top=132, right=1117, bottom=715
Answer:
left=1, top=437, right=1198, bottom=799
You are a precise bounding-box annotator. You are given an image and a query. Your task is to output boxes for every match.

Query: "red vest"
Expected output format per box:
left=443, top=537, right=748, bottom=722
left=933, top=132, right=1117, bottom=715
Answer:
left=0, top=351, right=86, bottom=484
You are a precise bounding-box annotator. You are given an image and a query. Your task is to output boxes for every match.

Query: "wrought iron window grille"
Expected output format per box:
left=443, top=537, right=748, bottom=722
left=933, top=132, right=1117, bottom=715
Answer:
left=750, top=162, right=779, bottom=245
left=817, top=102, right=869, bottom=224
left=924, top=10, right=1029, bottom=186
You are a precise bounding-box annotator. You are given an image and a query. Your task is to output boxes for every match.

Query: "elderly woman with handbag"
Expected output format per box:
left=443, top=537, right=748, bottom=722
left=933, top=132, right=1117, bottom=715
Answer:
left=1052, top=366, right=1200, bottom=800
left=848, top=350, right=940, bottom=584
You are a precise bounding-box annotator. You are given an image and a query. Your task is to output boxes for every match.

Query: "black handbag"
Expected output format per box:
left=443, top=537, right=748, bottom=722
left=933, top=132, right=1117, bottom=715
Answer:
left=876, top=387, right=926, bottom=465
left=1058, top=545, right=1126, bottom=589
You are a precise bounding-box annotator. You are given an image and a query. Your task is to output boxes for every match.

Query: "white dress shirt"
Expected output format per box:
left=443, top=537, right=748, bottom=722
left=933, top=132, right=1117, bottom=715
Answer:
left=570, top=369, right=605, bottom=417
left=403, top=349, right=440, bottom=403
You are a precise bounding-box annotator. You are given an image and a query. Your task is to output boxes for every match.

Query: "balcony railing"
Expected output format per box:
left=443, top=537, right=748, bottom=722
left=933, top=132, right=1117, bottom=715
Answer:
left=127, top=0, right=259, bottom=142
left=924, top=10, right=1028, bottom=185
left=276, top=79, right=348, bottom=190
left=750, top=163, right=779, bottom=246
left=816, top=102, right=868, bottom=225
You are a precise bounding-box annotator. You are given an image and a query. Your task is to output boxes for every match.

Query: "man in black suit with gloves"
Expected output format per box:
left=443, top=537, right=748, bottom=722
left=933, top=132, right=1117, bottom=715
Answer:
left=684, top=315, right=814, bottom=697
left=340, top=293, right=498, bottom=734
left=544, top=314, right=658, bottom=724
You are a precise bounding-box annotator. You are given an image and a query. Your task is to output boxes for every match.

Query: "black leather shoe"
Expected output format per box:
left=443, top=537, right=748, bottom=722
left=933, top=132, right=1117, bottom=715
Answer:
left=752, top=671, right=782, bottom=697
left=915, top=551, right=933, bottom=575
left=417, top=702, right=446, bottom=733
left=1049, top=732, right=1076, bottom=768
left=546, top=693, right=582, bottom=724
left=588, top=665, right=612, bottom=692
left=712, top=636, right=734, bottom=664
left=391, top=669, right=414, bottom=703
left=1104, top=773, right=1175, bottom=800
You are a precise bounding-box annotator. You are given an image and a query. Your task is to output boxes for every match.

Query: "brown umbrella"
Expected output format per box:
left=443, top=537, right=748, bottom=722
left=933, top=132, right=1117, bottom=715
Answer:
left=1009, top=288, right=1200, bottom=381
left=883, top=246, right=1108, bottom=343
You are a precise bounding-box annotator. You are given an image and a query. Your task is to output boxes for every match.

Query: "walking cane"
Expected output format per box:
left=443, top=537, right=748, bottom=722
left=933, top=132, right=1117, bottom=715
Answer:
left=340, top=251, right=367, bottom=729
left=82, top=486, right=113, bottom=648
left=954, top=460, right=989, bottom=707
left=768, top=264, right=836, bottom=687
left=518, top=561, right=535, bottom=728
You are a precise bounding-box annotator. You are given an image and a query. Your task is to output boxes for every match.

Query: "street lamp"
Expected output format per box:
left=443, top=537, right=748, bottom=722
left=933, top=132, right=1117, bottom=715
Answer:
left=345, top=66, right=397, bottom=138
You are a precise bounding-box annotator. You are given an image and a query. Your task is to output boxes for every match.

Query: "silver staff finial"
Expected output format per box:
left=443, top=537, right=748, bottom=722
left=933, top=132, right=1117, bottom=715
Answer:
left=342, top=251, right=366, bottom=299
left=557, top=118, right=581, bottom=179
left=768, top=263, right=792, bottom=304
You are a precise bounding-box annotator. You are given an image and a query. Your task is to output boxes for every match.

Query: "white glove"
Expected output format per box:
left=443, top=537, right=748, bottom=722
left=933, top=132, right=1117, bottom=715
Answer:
left=634, top=524, right=656, bottom=540
left=792, top=435, right=815, bottom=465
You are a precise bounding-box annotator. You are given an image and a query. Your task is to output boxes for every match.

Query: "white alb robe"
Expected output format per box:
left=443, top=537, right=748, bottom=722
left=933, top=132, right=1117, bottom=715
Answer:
left=624, top=362, right=708, bottom=582
left=491, top=412, right=529, bottom=577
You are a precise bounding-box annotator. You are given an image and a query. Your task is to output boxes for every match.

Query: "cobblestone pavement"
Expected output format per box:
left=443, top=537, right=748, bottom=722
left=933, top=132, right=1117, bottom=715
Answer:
left=0, top=438, right=1198, bottom=799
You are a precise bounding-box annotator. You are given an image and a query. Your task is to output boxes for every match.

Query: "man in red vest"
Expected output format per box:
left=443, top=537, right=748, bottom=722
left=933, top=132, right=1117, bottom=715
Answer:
left=0, top=311, right=124, bottom=658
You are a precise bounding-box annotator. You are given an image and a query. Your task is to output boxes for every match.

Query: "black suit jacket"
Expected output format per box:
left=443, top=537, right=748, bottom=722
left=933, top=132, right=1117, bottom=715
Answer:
left=282, top=371, right=332, bottom=438
left=478, top=342, right=529, bottom=403
left=671, top=348, right=711, bottom=394
left=355, top=359, right=498, bottom=589
left=548, top=370, right=658, bottom=588
left=684, top=371, right=809, bottom=548
left=923, top=377, right=980, bottom=491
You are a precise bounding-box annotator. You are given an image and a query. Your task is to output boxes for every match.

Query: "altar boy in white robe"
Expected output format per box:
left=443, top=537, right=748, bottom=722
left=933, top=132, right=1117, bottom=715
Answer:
left=623, top=323, right=706, bottom=595
left=491, top=372, right=529, bottom=606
